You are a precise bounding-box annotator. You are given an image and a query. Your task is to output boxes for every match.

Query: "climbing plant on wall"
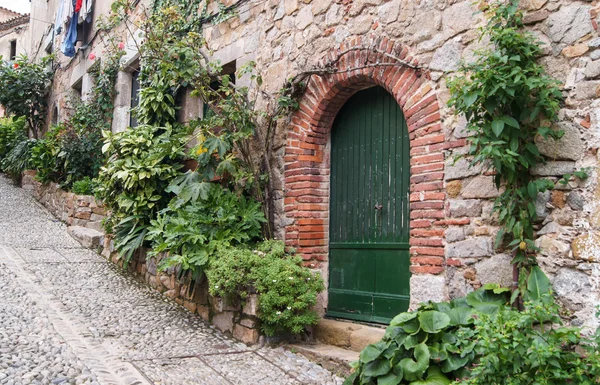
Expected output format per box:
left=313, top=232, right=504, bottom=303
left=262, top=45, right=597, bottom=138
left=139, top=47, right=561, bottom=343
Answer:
left=447, top=0, right=585, bottom=286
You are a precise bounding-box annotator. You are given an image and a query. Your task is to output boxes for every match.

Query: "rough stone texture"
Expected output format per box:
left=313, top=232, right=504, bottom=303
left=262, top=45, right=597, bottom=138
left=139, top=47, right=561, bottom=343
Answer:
left=449, top=199, right=482, bottom=217
left=446, top=237, right=493, bottom=259
left=532, top=161, right=577, bottom=176
left=0, top=175, right=342, bottom=385
left=429, top=39, right=463, bottom=72
left=409, top=275, right=447, bottom=309
left=445, top=158, right=483, bottom=181
left=474, top=254, right=514, bottom=288
left=461, top=176, right=502, bottom=199
left=68, top=226, right=104, bottom=248
left=535, top=123, right=584, bottom=161
left=547, top=5, right=592, bottom=45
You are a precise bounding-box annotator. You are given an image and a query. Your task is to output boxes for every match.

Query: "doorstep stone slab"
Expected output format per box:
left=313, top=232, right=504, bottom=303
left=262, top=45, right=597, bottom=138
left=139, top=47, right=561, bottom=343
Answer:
left=67, top=226, right=104, bottom=248
left=314, top=318, right=385, bottom=352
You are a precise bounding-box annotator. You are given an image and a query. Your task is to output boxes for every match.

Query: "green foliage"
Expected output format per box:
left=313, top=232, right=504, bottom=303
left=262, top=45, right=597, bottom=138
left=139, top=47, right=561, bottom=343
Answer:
left=147, top=184, right=265, bottom=278
left=345, top=286, right=512, bottom=385
left=0, top=56, right=53, bottom=138
left=0, top=117, right=27, bottom=159
left=1, top=139, right=37, bottom=180
left=447, top=0, right=565, bottom=269
left=72, top=177, right=95, bottom=195
left=206, top=240, right=325, bottom=336
left=95, top=124, right=188, bottom=261
left=454, top=295, right=600, bottom=385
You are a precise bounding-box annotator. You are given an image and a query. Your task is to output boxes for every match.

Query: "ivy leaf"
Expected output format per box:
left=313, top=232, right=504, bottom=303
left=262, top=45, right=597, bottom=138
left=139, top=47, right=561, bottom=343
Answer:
left=502, top=115, right=520, bottom=128
left=491, top=119, right=505, bottom=137
left=410, top=367, right=451, bottom=385
left=463, top=93, right=478, bottom=107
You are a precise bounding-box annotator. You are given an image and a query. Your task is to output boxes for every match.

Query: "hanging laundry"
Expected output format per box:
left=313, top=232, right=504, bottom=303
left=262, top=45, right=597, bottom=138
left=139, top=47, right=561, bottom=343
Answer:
left=54, top=0, right=65, bottom=34
left=61, top=11, right=79, bottom=57
left=78, top=0, right=94, bottom=24
left=62, top=0, right=73, bottom=29
left=75, top=0, right=83, bottom=13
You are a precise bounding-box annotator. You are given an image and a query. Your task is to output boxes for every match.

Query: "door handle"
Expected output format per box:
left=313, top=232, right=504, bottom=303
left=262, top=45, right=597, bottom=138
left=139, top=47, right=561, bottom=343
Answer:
left=374, top=204, right=383, bottom=211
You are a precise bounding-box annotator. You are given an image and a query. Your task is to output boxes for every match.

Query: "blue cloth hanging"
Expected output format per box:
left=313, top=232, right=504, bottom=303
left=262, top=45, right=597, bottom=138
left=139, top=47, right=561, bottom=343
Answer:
left=61, top=11, right=79, bottom=57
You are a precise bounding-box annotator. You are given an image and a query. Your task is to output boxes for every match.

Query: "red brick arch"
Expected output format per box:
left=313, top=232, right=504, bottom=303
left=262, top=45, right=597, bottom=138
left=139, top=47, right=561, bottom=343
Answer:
left=284, top=36, right=450, bottom=276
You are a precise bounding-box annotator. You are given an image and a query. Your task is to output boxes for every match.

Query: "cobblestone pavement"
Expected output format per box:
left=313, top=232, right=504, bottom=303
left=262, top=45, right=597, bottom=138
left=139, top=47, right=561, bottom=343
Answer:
left=0, top=175, right=343, bottom=385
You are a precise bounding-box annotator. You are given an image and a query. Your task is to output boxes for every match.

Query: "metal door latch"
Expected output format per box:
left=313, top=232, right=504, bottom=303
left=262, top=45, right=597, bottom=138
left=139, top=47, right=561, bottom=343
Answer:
left=374, top=204, right=383, bottom=211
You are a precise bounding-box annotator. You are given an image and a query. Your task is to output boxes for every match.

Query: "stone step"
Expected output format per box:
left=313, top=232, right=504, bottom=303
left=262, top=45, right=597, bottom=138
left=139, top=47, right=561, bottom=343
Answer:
left=313, top=318, right=386, bottom=352
left=288, top=342, right=358, bottom=379
left=67, top=226, right=104, bottom=249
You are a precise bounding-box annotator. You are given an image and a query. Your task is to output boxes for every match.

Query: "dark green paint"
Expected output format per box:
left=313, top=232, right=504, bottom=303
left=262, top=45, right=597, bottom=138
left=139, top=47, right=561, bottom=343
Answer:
left=328, top=86, right=411, bottom=323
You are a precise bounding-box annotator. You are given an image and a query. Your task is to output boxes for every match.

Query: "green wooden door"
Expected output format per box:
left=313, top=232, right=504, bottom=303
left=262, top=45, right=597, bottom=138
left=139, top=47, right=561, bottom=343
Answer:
left=328, top=86, right=410, bottom=324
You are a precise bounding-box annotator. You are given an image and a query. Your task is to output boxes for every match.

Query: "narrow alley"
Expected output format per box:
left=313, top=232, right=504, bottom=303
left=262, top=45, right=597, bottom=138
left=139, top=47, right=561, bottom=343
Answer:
left=0, top=175, right=342, bottom=385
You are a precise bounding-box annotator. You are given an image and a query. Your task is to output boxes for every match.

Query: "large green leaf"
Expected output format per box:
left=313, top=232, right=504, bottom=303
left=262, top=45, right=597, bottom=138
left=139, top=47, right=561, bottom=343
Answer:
left=527, top=266, right=551, bottom=300
left=491, top=119, right=505, bottom=136
left=441, top=354, right=470, bottom=373
left=390, top=312, right=417, bottom=326
left=466, top=287, right=508, bottom=309
left=400, top=343, right=430, bottom=381
left=360, top=344, right=384, bottom=364
left=377, top=372, right=402, bottom=385
left=409, top=367, right=451, bottom=385
left=364, top=359, right=392, bottom=378
left=418, top=311, right=451, bottom=333
left=446, top=307, right=474, bottom=326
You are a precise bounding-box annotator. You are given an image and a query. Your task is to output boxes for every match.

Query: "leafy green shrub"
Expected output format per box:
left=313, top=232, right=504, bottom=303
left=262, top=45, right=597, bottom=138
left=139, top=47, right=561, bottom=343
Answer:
left=455, top=295, right=600, bottom=385
left=0, top=56, right=53, bottom=139
left=147, top=183, right=265, bottom=278
left=1, top=139, right=37, bottom=180
left=95, top=124, right=188, bottom=261
left=206, top=240, right=325, bottom=336
left=72, top=177, right=95, bottom=195
left=345, top=286, right=511, bottom=385
left=447, top=0, right=564, bottom=269
left=0, top=116, right=27, bottom=159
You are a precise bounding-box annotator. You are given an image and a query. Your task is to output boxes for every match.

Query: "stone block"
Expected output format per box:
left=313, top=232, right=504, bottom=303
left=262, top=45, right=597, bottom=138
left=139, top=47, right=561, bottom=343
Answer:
left=535, top=123, right=584, bottom=161
left=446, top=180, right=462, bottom=198
left=572, top=232, right=600, bottom=261
left=446, top=237, right=493, bottom=258
left=67, top=226, right=104, bottom=249
left=474, top=254, right=513, bottom=287
left=147, top=257, right=157, bottom=275
left=213, top=312, right=234, bottom=333
left=233, top=325, right=259, bottom=344
left=239, top=317, right=258, bottom=329
left=536, top=191, right=551, bottom=220
left=536, top=235, right=570, bottom=258
left=348, top=327, right=386, bottom=352
left=551, top=190, right=566, bottom=209
left=553, top=268, right=592, bottom=310
left=314, top=319, right=360, bottom=348
left=183, top=300, right=197, bottom=314
left=445, top=158, right=483, bottom=181
left=532, top=161, right=576, bottom=176
left=430, top=40, right=463, bottom=72
left=562, top=44, right=589, bottom=58
left=242, top=294, right=259, bottom=316
left=567, top=192, right=584, bottom=211
left=442, top=1, right=478, bottom=35
left=409, top=274, right=446, bottom=309
left=445, top=227, right=465, bottom=243
left=523, top=10, right=549, bottom=25
left=197, top=305, right=210, bottom=321
left=538, top=221, right=564, bottom=235
left=462, top=176, right=501, bottom=199
left=547, top=5, right=592, bottom=45
left=449, top=199, right=482, bottom=217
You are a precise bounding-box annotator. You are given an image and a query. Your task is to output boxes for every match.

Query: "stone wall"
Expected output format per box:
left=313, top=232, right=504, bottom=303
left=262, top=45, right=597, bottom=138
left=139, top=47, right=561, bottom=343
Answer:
left=26, top=0, right=600, bottom=330
left=21, top=170, right=106, bottom=232
left=100, top=239, right=262, bottom=344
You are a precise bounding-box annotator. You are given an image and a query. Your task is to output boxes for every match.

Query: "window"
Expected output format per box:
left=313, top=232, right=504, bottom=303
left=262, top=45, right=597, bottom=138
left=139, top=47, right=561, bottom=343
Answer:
left=72, top=78, right=83, bottom=99
left=130, top=69, right=140, bottom=127
left=9, top=40, right=16, bottom=61
left=52, top=106, right=59, bottom=126
left=203, top=60, right=236, bottom=118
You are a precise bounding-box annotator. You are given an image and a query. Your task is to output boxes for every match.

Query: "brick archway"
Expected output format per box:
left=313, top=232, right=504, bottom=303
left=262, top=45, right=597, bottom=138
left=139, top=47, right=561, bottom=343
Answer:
left=284, top=36, right=447, bottom=278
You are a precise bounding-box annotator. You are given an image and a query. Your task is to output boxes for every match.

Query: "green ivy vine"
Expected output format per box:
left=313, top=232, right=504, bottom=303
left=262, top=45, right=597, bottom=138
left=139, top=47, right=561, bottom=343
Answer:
left=447, top=0, right=585, bottom=277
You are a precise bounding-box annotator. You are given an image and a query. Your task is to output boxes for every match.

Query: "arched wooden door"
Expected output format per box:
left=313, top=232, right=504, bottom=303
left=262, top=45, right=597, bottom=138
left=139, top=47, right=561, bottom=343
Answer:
left=327, top=86, right=411, bottom=323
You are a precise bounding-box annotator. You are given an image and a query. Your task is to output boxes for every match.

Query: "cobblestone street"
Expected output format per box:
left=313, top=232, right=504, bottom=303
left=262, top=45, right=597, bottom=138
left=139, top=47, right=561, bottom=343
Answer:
left=0, top=175, right=342, bottom=385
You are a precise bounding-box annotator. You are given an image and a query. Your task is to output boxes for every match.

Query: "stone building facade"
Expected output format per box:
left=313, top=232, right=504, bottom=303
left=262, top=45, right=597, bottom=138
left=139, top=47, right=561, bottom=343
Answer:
left=0, top=7, right=29, bottom=117
left=24, top=0, right=600, bottom=332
